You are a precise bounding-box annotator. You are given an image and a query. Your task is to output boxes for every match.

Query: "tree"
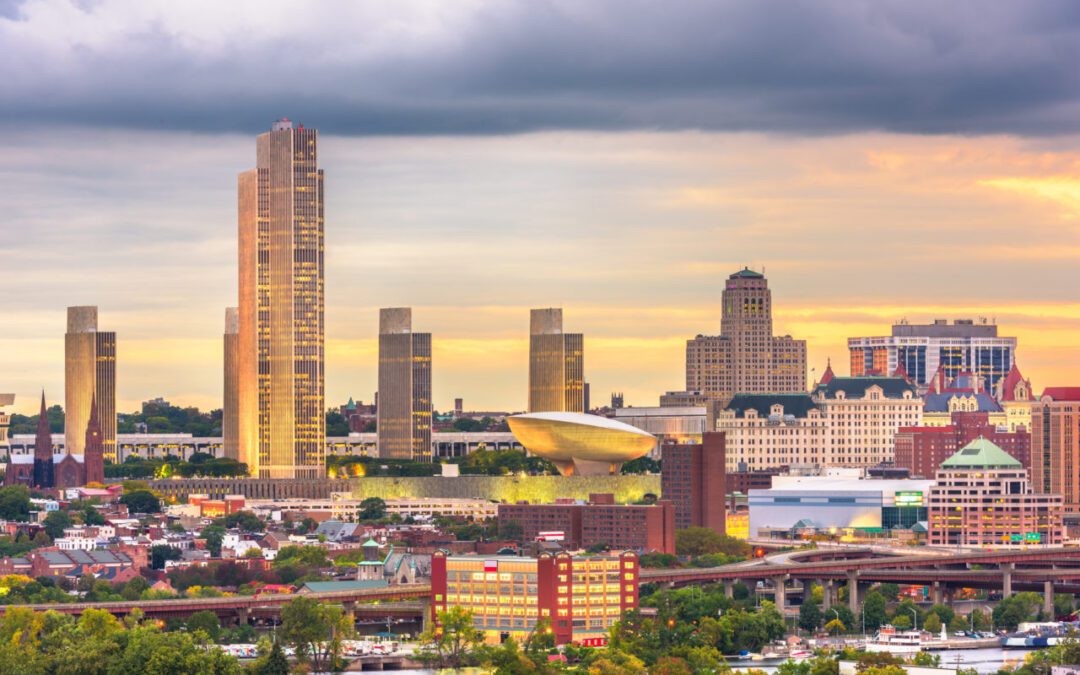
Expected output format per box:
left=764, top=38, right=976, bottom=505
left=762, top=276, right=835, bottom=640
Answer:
left=357, top=497, right=387, bottom=521
left=861, top=591, right=887, bottom=631
left=120, top=490, right=161, bottom=514
left=621, top=457, right=661, bottom=474
left=150, top=544, right=182, bottom=570
left=80, top=504, right=107, bottom=526
left=800, top=597, right=822, bottom=631
left=876, top=583, right=901, bottom=602
left=202, top=525, right=226, bottom=557
left=42, top=510, right=74, bottom=540
left=121, top=575, right=150, bottom=600
left=674, top=527, right=751, bottom=558
left=280, top=597, right=352, bottom=672
left=498, top=519, right=524, bottom=541
left=256, top=642, right=290, bottom=675
left=993, top=592, right=1042, bottom=630
left=824, top=618, right=846, bottom=635
left=0, top=486, right=31, bottom=521
left=417, top=606, right=484, bottom=669
left=923, top=613, right=942, bottom=634
left=187, top=610, right=222, bottom=641
left=273, top=545, right=329, bottom=569
left=221, top=510, right=263, bottom=532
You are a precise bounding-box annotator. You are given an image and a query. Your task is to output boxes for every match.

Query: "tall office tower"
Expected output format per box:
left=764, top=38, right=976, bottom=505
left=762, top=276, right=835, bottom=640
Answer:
left=684, top=269, right=806, bottom=403
left=64, top=306, right=116, bottom=461
left=528, top=308, right=584, bottom=413
left=848, top=318, right=1017, bottom=394
left=1031, top=387, right=1080, bottom=511
left=0, top=394, right=13, bottom=451
left=377, top=308, right=432, bottom=461
left=660, top=432, right=727, bottom=534
left=238, top=119, right=325, bottom=478
left=222, top=307, right=240, bottom=462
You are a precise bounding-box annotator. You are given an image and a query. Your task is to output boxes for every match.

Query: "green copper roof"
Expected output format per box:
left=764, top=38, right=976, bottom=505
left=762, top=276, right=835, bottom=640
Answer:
left=730, top=267, right=764, bottom=279
left=362, top=538, right=380, bottom=547
left=941, top=438, right=1021, bottom=469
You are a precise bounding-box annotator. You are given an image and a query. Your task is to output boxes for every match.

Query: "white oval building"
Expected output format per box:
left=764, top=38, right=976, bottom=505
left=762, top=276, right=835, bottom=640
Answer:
left=507, top=412, right=657, bottom=476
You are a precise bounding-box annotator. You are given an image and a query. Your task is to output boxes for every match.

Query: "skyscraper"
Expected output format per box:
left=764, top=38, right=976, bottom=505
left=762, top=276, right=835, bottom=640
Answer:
left=64, top=306, right=116, bottom=461
left=377, top=308, right=432, bottom=461
left=222, top=307, right=240, bottom=462
left=684, top=269, right=806, bottom=403
left=238, top=119, right=325, bottom=479
left=528, top=308, right=584, bottom=413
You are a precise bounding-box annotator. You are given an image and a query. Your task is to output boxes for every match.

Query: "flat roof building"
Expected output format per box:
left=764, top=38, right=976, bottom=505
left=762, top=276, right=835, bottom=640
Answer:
left=377, top=308, right=433, bottom=462
left=660, top=432, right=726, bottom=534
left=431, top=551, right=638, bottom=646
left=528, top=308, right=584, bottom=414
left=65, top=306, right=116, bottom=461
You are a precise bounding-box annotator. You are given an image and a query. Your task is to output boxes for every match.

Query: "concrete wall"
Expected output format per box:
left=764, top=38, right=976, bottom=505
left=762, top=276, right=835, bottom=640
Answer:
left=350, top=474, right=661, bottom=504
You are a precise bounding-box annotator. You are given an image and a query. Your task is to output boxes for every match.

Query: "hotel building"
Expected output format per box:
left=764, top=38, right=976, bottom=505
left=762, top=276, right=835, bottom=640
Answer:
left=1031, top=388, right=1080, bottom=512
left=238, top=118, right=325, bottom=478
left=716, top=394, right=828, bottom=471
left=812, top=375, right=922, bottom=467
left=431, top=551, right=639, bottom=646
left=683, top=269, right=806, bottom=404
left=848, top=318, right=1016, bottom=394
left=64, top=306, right=116, bottom=460
left=928, top=439, right=1063, bottom=547
left=377, top=308, right=432, bottom=461
left=528, top=308, right=584, bottom=413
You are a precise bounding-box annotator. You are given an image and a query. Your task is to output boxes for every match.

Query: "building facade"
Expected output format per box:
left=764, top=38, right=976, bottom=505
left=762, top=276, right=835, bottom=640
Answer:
left=1031, top=388, right=1080, bottom=512
left=431, top=551, right=639, bottom=646
left=223, top=307, right=240, bottom=462
left=528, top=308, right=584, bottom=413
left=894, top=411, right=1031, bottom=478
left=612, top=406, right=705, bottom=458
left=684, top=269, right=806, bottom=403
left=716, top=394, right=828, bottom=470
left=238, top=118, right=325, bottom=479
left=660, top=432, right=726, bottom=533
left=928, top=439, right=1063, bottom=547
left=848, top=318, right=1016, bottom=394
left=64, top=306, right=116, bottom=461
left=5, top=393, right=103, bottom=489
left=497, top=494, right=676, bottom=554
left=0, top=394, right=13, bottom=451
left=812, top=376, right=922, bottom=467
left=377, top=308, right=433, bottom=461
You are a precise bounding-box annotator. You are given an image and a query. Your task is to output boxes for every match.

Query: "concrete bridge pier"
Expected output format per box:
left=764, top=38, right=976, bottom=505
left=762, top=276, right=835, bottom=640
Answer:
left=847, top=571, right=860, bottom=615
left=236, top=607, right=249, bottom=626
left=1001, top=563, right=1014, bottom=598
left=344, top=602, right=357, bottom=627
left=723, top=580, right=735, bottom=599
left=821, top=580, right=833, bottom=610
left=1044, top=581, right=1055, bottom=619
left=931, top=582, right=944, bottom=605
left=773, top=575, right=789, bottom=611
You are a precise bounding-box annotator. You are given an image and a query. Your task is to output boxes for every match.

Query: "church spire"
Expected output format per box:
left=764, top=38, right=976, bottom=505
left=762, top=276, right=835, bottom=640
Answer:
left=33, top=390, right=55, bottom=489
left=84, top=393, right=105, bottom=486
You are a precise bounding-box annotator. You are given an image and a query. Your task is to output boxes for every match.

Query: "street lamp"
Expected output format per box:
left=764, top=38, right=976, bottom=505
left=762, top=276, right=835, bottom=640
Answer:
left=909, top=607, right=918, bottom=631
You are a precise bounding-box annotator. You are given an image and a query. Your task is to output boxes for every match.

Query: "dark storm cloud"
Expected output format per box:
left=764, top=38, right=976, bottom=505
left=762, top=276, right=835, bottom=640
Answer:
left=4, top=0, right=1080, bottom=136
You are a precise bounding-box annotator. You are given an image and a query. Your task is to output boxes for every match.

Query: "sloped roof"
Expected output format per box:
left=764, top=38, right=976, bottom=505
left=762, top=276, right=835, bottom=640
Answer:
left=999, top=364, right=1029, bottom=402
left=819, top=360, right=835, bottom=385
left=725, top=394, right=819, bottom=418
left=924, top=391, right=1002, bottom=413
left=729, top=267, right=764, bottom=279
left=300, top=580, right=388, bottom=593
left=814, top=376, right=916, bottom=400
left=1043, top=387, right=1080, bottom=401
left=941, top=438, right=1021, bottom=469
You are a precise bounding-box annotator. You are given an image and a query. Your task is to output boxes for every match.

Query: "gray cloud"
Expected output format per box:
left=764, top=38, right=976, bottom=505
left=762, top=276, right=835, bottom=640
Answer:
left=4, top=0, right=1080, bottom=136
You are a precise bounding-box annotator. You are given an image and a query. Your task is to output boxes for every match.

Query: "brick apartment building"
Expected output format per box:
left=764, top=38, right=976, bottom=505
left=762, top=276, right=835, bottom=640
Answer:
left=497, top=493, right=675, bottom=554
left=1031, top=388, right=1080, bottom=512
left=895, top=411, right=1031, bottom=478
left=661, top=432, right=726, bottom=533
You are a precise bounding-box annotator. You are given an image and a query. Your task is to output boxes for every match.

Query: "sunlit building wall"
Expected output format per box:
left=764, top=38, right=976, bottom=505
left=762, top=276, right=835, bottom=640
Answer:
left=377, top=308, right=433, bottom=461
left=528, top=308, right=584, bottom=413
left=64, top=306, right=116, bottom=461
left=222, top=307, right=240, bottom=462
left=238, top=119, right=325, bottom=478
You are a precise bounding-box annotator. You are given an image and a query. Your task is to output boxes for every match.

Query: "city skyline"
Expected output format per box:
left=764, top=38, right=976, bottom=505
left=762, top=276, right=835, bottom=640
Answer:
left=3, top=2, right=1079, bottom=415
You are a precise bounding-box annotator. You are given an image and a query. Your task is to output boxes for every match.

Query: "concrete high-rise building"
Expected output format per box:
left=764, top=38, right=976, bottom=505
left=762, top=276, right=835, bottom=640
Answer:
left=64, top=306, right=116, bottom=461
left=684, top=269, right=806, bottom=404
left=377, top=308, right=432, bottom=461
left=237, top=119, right=325, bottom=478
left=222, top=307, right=240, bottom=462
left=848, top=318, right=1017, bottom=394
left=1031, top=387, right=1080, bottom=512
left=528, top=308, right=584, bottom=413
left=661, top=432, right=727, bottom=533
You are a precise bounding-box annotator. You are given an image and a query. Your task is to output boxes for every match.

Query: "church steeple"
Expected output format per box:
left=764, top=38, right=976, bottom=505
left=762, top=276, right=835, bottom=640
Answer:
left=84, top=394, right=104, bottom=485
left=33, top=391, right=55, bottom=489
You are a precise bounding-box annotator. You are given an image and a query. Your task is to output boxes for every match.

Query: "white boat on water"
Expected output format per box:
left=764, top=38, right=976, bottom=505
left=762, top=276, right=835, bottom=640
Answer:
left=864, top=625, right=930, bottom=654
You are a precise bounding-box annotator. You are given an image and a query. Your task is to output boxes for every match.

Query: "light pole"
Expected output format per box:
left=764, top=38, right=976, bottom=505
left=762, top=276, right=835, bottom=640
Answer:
left=909, top=607, right=918, bottom=631
left=829, top=608, right=840, bottom=637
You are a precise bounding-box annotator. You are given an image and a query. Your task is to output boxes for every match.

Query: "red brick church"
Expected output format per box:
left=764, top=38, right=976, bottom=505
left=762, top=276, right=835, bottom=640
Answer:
left=5, top=392, right=104, bottom=489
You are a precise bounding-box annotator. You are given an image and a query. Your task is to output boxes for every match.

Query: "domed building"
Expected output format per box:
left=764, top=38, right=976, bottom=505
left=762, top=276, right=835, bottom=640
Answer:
left=507, top=412, right=656, bottom=476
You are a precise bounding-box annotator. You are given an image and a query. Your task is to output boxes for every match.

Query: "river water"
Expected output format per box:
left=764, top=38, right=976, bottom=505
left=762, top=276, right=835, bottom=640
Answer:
left=731, top=647, right=1035, bottom=674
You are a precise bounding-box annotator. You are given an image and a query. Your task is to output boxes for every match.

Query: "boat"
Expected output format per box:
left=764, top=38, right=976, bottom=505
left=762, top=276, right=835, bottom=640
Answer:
left=1001, top=622, right=1077, bottom=649
left=864, top=625, right=929, bottom=654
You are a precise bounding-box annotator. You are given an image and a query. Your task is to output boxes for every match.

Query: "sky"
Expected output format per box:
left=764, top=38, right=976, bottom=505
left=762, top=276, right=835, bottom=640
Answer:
left=1, top=0, right=1078, bottom=415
